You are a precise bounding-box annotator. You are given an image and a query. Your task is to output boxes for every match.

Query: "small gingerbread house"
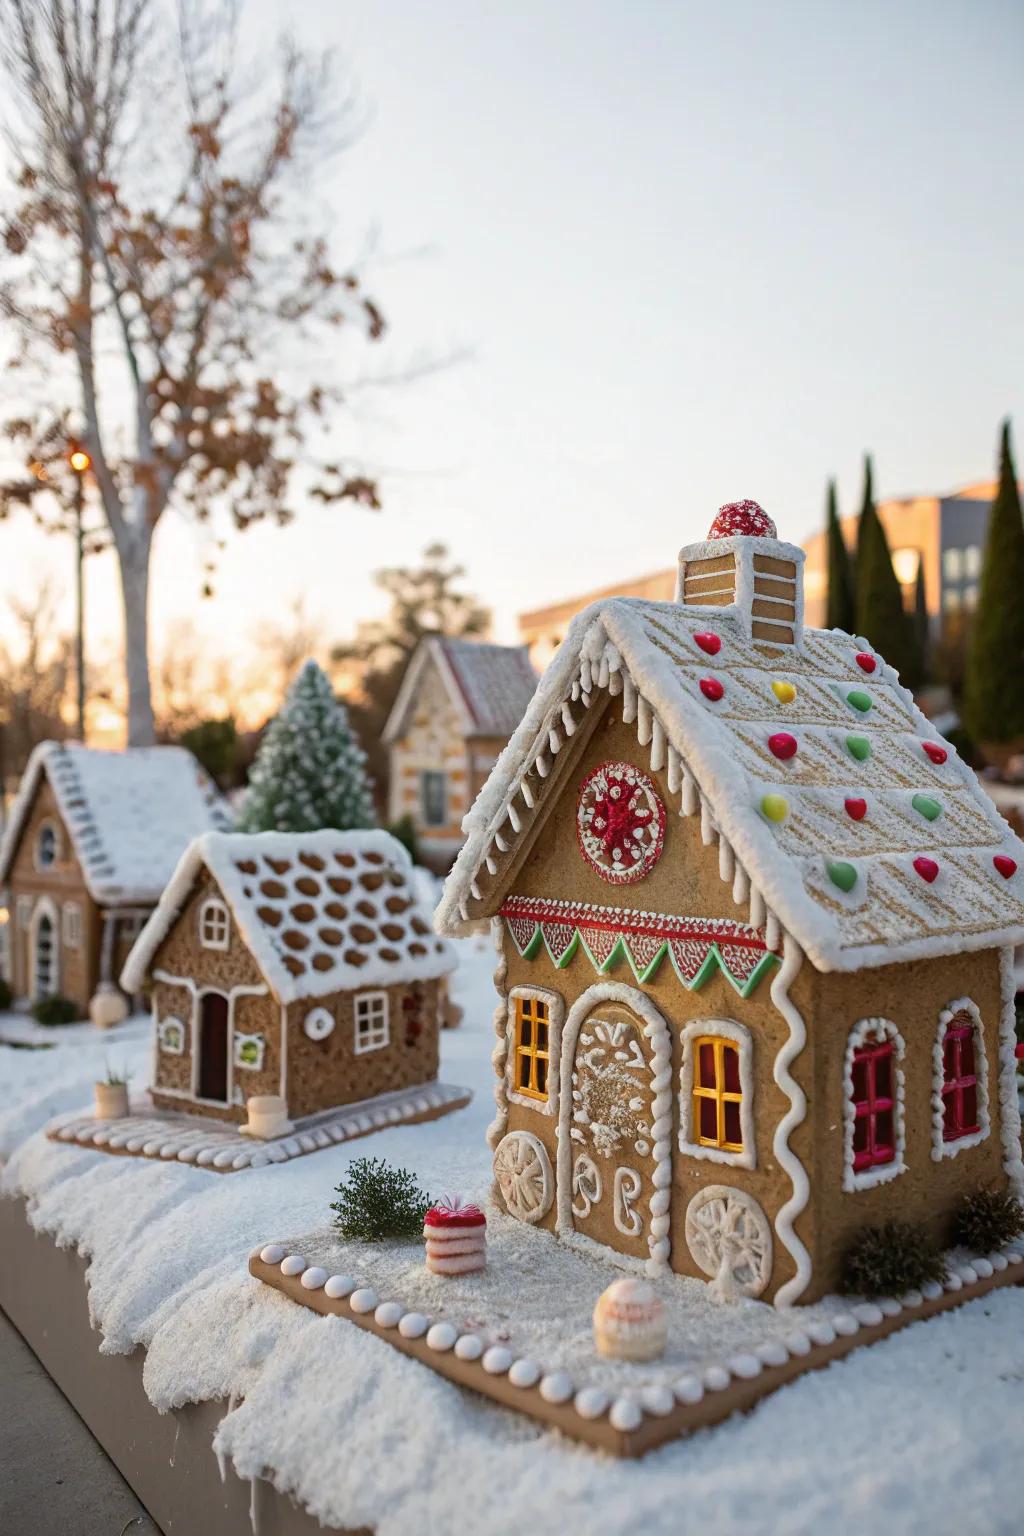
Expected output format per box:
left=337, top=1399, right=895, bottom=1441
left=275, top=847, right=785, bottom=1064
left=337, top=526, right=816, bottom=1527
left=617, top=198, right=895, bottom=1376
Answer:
left=437, top=500, right=1024, bottom=1307
left=121, top=828, right=456, bottom=1124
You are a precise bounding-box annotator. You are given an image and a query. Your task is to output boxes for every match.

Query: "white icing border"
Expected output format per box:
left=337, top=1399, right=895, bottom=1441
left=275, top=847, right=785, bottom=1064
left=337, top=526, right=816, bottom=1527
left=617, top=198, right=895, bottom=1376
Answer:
left=998, top=947, right=1024, bottom=1198
left=842, top=1016, right=907, bottom=1193
left=677, top=1018, right=756, bottom=1170
left=234, top=1031, right=266, bottom=1072
left=929, top=998, right=990, bottom=1162
left=504, top=984, right=564, bottom=1117
left=157, top=1015, right=186, bottom=1055
left=487, top=918, right=511, bottom=1151
left=555, top=981, right=673, bottom=1276
left=770, top=935, right=812, bottom=1307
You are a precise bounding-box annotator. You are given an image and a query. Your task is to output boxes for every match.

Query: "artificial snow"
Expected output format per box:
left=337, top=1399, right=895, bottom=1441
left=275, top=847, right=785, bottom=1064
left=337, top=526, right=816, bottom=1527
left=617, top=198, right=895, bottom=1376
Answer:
left=2, top=934, right=1023, bottom=1535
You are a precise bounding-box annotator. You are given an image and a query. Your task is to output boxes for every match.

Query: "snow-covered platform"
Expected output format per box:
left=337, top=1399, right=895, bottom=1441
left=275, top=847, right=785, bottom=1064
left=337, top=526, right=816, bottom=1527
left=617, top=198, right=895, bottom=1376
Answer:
left=46, top=1080, right=472, bottom=1173
left=249, top=1210, right=1024, bottom=1456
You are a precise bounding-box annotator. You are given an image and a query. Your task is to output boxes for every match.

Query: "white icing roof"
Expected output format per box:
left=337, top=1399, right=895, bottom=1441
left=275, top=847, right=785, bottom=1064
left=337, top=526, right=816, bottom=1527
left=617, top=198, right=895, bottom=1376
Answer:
left=438, top=595, right=1024, bottom=972
left=384, top=637, right=537, bottom=743
left=0, top=742, right=230, bottom=905
left=122, top=828, right=456, bottom=1003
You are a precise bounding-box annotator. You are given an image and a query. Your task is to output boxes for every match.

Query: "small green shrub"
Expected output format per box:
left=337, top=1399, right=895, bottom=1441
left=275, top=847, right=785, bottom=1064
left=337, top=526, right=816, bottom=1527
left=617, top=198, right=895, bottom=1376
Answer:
left=330, top=1157, right=431, bottom=1242
left=388, top=814, right=422, bottom=866
left=0, top=977, right=13, bottom=1010
left=102, top=1061, right=131, bottom=1086
left=31, top=995, right=79, bottom=1026
left=952, top=1189, right=1024, bottom=1253
left=841, top=1220, right=948, bottom=1298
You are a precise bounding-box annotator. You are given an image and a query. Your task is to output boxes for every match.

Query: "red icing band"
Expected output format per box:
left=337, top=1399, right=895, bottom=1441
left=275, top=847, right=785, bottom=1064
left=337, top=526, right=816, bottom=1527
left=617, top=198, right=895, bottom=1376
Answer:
left=699, top=677, right=724, bottom=702
left=768, top=732, right=797, bottom=760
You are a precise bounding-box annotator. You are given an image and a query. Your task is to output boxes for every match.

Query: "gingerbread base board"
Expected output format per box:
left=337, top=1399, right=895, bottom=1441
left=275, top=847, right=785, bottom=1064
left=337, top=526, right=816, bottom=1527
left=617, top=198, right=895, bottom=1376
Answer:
left=249, top=1247, right=1024, bottom=1457
left=46, top=1080, right=472, bottom=1173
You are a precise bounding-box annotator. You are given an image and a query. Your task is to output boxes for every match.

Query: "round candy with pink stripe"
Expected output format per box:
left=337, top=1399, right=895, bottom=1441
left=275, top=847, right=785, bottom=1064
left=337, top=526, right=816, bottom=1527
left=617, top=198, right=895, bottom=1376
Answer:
left=707, top=499, right=777, bottom=540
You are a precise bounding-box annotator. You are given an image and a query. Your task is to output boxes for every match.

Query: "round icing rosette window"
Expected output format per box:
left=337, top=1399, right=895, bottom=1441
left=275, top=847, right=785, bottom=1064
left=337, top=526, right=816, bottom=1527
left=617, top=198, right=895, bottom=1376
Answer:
left=576, top=761, right=666, bottom=884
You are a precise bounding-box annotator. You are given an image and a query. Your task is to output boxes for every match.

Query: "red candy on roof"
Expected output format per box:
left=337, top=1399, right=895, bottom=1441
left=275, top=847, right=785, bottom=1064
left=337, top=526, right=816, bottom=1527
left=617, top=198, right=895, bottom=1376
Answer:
left=707, top=499, right=778, bottom=541
left=424, top=1198, right=486, bottom=1229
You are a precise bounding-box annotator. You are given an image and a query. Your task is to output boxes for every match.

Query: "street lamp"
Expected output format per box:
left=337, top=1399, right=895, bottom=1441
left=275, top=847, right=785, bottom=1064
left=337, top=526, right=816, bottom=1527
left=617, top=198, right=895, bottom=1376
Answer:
left=68, top=445, right=92, bottom=741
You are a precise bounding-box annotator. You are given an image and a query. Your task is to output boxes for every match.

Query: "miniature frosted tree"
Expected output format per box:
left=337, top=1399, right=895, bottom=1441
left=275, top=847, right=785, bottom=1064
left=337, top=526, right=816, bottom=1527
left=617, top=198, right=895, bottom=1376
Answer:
left=237, top=661, right=376, bottom=833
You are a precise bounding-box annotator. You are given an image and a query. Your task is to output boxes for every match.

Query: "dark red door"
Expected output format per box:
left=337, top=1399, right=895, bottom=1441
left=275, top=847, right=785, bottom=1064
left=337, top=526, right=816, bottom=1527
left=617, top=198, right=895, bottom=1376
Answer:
left=199, top=993, right=229, bottom=1103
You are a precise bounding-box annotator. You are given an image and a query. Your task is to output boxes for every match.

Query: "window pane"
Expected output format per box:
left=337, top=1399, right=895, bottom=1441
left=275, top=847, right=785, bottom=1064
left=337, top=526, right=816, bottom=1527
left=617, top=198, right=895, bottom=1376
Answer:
left=698, top=1097, right=717, bottom=1141
left=943, top=547, right=963, bottom=581
left=723, top=1100, right=742, bottom=1146
left=723, top=1045, right=741, bottom=1094
left=961, top=1083, right=978, bottom=1131
left=959, top=1031, right=975, bottom=1080
left=964, top=545, right=981, bottom=578
left=874, top=1050, right=892, bottom=1100
left=698, top=1043, right=717, bottom=1088
left=853, top=1117, right=869, bottom=1156
left=874, top=1108, right=895, bottom=1157
left=535, top=1056, right=548, bottom=1097
left=519, top=1015, right=532, bottom=1047
left=518, top=1053, right=531, bottom=1089
left=942, top=1093, right=959, bottom=1138
left=851, top=1055, right=869, bottom=1103
left=536, top=1018, right=549, bottom=1052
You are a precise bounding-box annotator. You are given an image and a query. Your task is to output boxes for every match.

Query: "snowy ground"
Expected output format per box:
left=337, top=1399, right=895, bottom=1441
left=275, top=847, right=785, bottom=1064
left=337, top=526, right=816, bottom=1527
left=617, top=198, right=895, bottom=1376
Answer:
left=2, top=933, right=1023, bottom=1535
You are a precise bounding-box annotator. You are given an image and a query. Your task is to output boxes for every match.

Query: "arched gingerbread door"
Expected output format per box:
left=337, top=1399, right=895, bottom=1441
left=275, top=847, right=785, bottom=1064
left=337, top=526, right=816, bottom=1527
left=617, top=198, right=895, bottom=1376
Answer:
left=198, top=992, right=229, bottom=1103
left=558, top=985, right=671, bottom=1269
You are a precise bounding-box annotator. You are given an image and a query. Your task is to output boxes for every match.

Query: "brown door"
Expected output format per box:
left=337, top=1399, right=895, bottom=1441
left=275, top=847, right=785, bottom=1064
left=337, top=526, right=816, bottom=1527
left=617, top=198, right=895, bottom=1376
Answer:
left=198, top=993, right=229, bottom=1103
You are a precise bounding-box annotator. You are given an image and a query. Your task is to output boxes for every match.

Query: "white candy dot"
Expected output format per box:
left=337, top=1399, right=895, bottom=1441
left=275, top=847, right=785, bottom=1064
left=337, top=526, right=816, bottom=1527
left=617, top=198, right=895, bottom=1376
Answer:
left=454, top=1334, right=484, bottom=1362
left=349, top=1288, right=378, bottom=1314
left=426, top=1322, right=458, bottom=1352
left=806, top=1320, right=836, bottom=1347
left=878, top=1297, right=903, bottom=1317
left=539, top=1371, right=574, bottom=1405
left=703, top=1364, right=730, bottom=1391
left=482, top=1345, right=513, bottom=1375
left=674, top=1374, right=704, bottom=1405
left=903, top=1287, right=925, bottom=1306
left=375, top=1302, right=404, bottom=1328
left=831, top=1312, right=860, bottom=1337
left=945, top=1272, right=963, bottom=1291
left=990, top=1252, right=1008, bottom=1272
left=853, top=1302, right=884, bottom=1326
left=398, top=1312, right=430, bottom=1339
left=300, top=1267, right=328, bottom=1291
left=727, top=1353, right=762, bottom=1379
left=1005, top=1250, right=1023, bottom=1264
left=755, top=1339, right=789, bottom=1368
left=640, top=1385, right=674, bottom=1417
left=324, top=1274, right=356, bottom=1300
left=259, top=1244, right=286, bottom=1264
left=574, top=1386, right=610, bottom=1420
left=280, top=1254, right=306, bottom=1277
left=509, top=1358, right=541, bottom=1389
left=610, top=1396, right=643, bottom=1432
left=784, top=1330, right=811, bottom=1356
left=973, top=1257, right=994, bottom=1279
left=921, top=1281, right=943, bottom=1302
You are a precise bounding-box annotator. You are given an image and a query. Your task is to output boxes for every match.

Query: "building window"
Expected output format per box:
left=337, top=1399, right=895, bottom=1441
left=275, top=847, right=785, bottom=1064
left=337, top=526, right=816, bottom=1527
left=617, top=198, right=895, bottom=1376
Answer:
left=678, top=1019, right=755, bottom=1168
left=843, top=1018, right=906, bottom=1191
left=354, top=991, right=389, bottom=1053
left=942, top=547, right=964, bottom=582
left=62, top=902, right=82, bottom=949
left=420, top=770, right=447, bottom=828
left=158, top=1016, right=186, bottom=1055
left=964, top=544, right=982, bottom=579
left=962, top=583, right=979, bottom=610
left=35, top=820, right=59, bottom=870
left=198, top=897, right=230, bottom=950
left=932, top=999, right=990, bottom=1160
left=513, top=993, right=551, bottom=1103
left=942, top=589, right=961, bottom=614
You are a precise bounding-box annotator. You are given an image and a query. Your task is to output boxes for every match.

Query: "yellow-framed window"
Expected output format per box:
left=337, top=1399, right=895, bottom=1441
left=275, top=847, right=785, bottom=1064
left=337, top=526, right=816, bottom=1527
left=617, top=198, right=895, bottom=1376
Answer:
left=514, top=996, right=550, bottom=1102
left=693, top=1036, right=743, bottom=1151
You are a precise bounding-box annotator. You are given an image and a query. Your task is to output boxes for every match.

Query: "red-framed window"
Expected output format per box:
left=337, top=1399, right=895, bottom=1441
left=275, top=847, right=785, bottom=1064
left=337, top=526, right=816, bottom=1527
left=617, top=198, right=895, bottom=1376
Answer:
left=850, top=1036, right=896, bottom=1173
left=940, top=1014, right=980, bottom=1142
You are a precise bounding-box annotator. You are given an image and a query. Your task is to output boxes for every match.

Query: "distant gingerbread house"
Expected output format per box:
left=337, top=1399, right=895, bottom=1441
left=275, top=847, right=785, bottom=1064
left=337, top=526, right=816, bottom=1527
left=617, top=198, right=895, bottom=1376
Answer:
left=383, top=638, right=536, bottom=866
left=0, top=743, right=229, bottom=1017
left=437, top=500, right=1024, bottom=1307
left=121, top=829, right=457, bottom=1123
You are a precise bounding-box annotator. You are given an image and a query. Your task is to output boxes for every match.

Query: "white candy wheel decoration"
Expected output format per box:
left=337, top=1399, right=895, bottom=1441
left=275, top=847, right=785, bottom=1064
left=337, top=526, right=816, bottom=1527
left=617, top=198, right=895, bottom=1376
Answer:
left=303, top=1007, right=335, bottom=1042
left=684, top=1185, right=773, bottom=1301
left=493, top=1130, right=553, bottom=1224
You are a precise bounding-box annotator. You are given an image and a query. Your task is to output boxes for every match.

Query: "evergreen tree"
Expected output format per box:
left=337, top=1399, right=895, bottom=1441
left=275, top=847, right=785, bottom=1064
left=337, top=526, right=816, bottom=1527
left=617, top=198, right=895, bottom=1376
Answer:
left=854, top=456, right=917, bottom=680
left=964, top=420, right=1024, bottom=744
left=824, top=478, right=856, bottom=632
left=237, top=661, right=376, bottom=833
left=912, top=561, right=930, bottom=687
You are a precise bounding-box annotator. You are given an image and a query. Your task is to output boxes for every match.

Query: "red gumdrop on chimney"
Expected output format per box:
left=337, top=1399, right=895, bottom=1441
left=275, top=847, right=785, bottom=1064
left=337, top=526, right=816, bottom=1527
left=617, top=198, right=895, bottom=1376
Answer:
left=706, top=500, right=778, bottom=540
left=699, top=677, right=724, bottom=702
left=768, top=732, right=798, bottom=760
left=994, top=855, right=1018, bottom=880
left=855, top=652, right=876, bottom=674
left=845, top=797, right=867, bottom=821
left=694, top=632, right=721, bottom=656
left=922, top=742, right=948, bottom=764
left=913, top=856, right=939, bottom=883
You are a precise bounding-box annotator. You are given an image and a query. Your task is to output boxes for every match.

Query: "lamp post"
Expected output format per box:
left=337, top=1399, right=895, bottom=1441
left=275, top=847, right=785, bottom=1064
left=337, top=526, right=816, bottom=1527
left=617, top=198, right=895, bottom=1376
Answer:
left=69, top=446, right=92, bottom=741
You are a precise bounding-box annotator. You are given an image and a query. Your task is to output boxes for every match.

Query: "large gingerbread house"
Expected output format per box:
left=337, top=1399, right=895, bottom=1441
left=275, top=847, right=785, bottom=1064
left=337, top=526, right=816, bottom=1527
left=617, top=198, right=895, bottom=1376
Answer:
left=437, top=501, right=1024, bottom=1306
left=122, top=829, right=457, bottom=1124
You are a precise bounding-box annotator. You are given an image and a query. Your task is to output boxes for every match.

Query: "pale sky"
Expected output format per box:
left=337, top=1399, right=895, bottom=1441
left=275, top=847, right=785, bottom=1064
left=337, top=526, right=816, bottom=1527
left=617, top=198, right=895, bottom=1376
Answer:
left=2, top=0, right=1022, bottom=710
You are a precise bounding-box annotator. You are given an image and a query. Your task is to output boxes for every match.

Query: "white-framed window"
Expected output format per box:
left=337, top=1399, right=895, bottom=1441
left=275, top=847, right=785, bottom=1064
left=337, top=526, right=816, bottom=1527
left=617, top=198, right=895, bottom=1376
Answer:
left=678, top=1018, right=756, bottom=1170
left=505, top=986, right=564, bottom=1117
left=17, top=895, right=33, bottom=931
left=420, top=770, right=447, bottom=828
left=234, top=1032, right=266, bottom=1071
left=62, top=901, right=82, bottom=949
left=843, top=1017, right=907, bottom=1192
left=931, top=998, right=990, bottom=1161
left=304, top=1006, right=335, bottom=1042
left=198, top=897, right=230, bottom=951
left=158, top=1016, right=186, bottom=1055
left=35, top=819, right=60, bottom=870
left=354, top=991, right=390, bottom=1054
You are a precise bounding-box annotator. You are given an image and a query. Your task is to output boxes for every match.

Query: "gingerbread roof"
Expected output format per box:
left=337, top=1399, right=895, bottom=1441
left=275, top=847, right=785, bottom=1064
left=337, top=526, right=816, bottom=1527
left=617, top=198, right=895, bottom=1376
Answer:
left=121, top=828, right=456, bottom=1003
left=437, top=598, right=1024, bottom=973
left=0, top=741, right=230, bottom=905
left=383, top=637, right=537, bottom=744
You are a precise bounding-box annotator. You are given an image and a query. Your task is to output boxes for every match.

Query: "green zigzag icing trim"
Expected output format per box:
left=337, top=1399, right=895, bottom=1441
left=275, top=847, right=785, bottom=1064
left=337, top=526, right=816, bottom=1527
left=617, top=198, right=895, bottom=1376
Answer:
left=507, top=918, right=780, bottom=996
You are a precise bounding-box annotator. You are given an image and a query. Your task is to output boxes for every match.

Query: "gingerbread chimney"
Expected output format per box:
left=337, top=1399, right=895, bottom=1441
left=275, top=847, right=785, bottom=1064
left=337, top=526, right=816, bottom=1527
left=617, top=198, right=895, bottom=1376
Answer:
left=675, top=499, right=805, bottom=648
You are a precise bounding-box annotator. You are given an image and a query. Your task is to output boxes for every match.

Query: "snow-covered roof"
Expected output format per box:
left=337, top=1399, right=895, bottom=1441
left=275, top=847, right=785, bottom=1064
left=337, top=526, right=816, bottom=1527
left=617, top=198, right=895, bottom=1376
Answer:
left=438, top=594, right=1024, bottom=974
left=122, top=828, right=456, bottom=1004
left=383, top=637, right=537, bottom=744
left=0, top=742, right=230, bottom=906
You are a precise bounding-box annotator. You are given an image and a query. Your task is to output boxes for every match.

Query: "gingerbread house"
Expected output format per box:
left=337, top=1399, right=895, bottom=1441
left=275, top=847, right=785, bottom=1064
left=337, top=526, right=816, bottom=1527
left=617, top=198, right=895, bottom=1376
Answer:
left=0, top=742, right=229, bottom=1017
left=437, top=501, right=1024, bottom=1306
left=121, top=828, right=457, bottom=1124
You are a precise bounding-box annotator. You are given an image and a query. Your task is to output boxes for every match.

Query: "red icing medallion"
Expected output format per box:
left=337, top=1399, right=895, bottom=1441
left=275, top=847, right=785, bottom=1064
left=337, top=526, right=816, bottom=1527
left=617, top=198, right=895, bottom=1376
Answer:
left=922, top=742, right=948, bottom=765
left=994, top=855, right=1018, bottom=880
left=855, top=652, right=876, bottom=674
left=699, top=677, right=724, bottom=702
left=913, top=856, right=939, bottom=883
left=694, top=631, right=721, bottom=656
left=845, top=797, right=867, bottom=821
left=577, top=761, right=666, bottom=886
left=706, top=500, right=777, bottom=541
left=768, top=732, right=797, bottom=760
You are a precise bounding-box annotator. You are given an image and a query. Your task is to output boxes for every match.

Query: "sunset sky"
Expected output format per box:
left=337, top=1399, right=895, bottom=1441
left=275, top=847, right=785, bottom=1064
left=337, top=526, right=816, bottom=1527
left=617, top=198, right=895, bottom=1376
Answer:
left=2, top=0, right=1022, bottom=726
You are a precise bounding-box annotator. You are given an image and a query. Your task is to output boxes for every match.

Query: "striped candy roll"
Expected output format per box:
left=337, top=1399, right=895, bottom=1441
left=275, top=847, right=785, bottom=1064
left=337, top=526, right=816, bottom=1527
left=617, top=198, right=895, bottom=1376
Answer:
left=424, top=1199, right=487, bottom=1276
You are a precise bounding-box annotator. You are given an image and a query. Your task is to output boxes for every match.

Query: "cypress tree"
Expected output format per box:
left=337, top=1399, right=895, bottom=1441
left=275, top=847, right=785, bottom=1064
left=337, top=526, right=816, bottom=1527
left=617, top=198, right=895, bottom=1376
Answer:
left=854, top=455, right=916, bottom=680
left=912, top=560, right=930, bottom=687
left=237, top=660, right=376, bottom=833
left=964, top=420, right=1024, bottom=744
left=824, top=477, right=856, bottom=632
